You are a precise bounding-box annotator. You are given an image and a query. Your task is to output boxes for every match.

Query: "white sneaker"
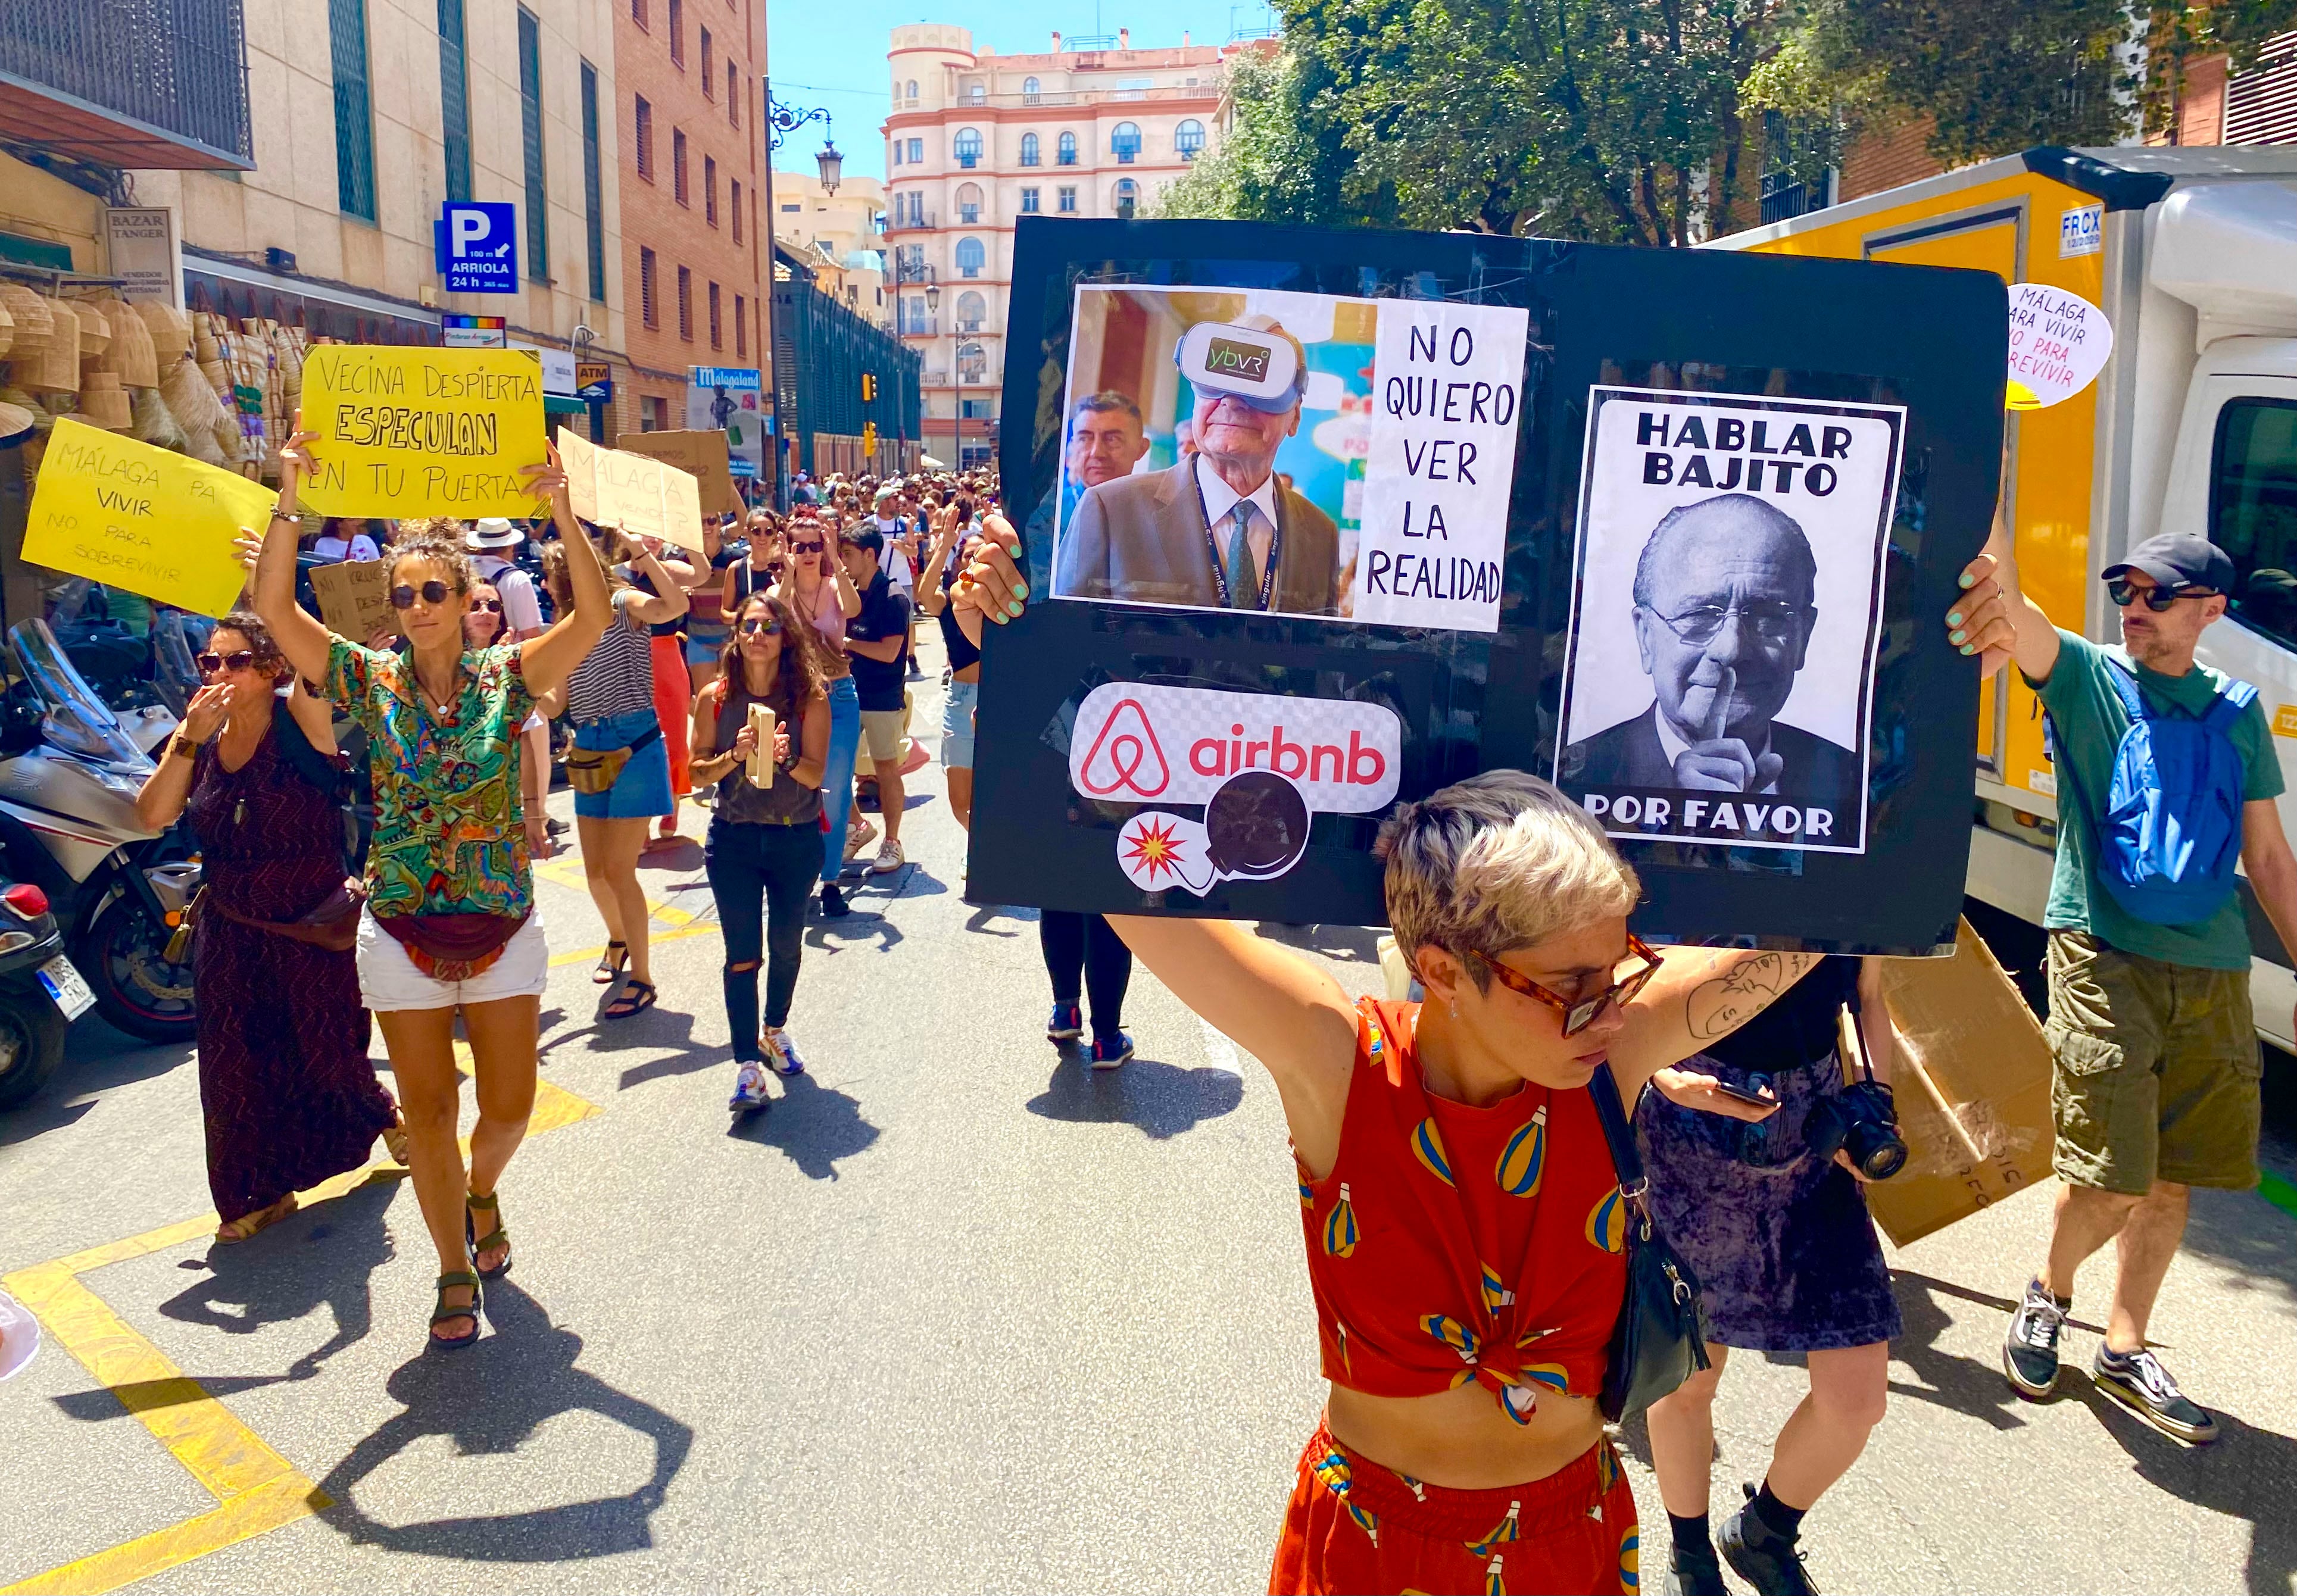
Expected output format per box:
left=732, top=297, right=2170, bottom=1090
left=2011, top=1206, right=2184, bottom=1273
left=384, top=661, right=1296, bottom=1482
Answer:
left=764, top=1026, right=807, bottom=1077
left=871, top=838, right=905, bottom=873
left=843, top=820, right=878, bottom=862
left=728, top=1061, right=770, bottom=1114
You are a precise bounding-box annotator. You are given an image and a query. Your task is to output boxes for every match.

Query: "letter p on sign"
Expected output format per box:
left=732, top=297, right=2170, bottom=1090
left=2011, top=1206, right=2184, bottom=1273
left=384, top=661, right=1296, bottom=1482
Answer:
left=452, top=210, right=489, bottom=257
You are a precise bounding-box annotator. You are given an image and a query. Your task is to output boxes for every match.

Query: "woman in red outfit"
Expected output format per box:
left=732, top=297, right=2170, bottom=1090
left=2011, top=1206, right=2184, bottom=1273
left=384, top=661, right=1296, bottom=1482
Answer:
left=946, top=516, right=2017, bottom=1596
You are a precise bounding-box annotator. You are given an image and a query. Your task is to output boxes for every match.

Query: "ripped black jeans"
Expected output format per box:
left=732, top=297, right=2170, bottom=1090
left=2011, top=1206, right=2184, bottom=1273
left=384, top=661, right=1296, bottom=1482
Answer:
left=705, top=819, right=820, bottom=1057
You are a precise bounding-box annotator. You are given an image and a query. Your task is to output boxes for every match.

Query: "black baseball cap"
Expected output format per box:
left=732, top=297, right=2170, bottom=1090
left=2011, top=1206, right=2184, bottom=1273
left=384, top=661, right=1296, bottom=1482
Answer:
left=2101, top=533, right=2236, bottom=595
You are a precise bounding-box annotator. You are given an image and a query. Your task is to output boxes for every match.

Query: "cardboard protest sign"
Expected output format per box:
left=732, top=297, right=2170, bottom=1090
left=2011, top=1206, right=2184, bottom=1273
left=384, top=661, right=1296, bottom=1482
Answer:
left=615, top=429, right=740, bottom=518
left=595, top=446, right=665, bottom=543
left=969, top=218, right=2008, bottom=950
left=570, top=434, right=708, bottom=556
left=307, top=557, right=394, bottom=643
left=297, top=346, right=549, bottom=519
left=556, top=426, right=603, bottom=524
left=1867, top=919, right=2055, bottom=1245
left=657, top=460, right=706, bottom=555
left=1555, top=389, right=1903, bottom=856
left=23, top=417, right=274, bottom=618
left=2005, top=283, right=2112, bottom=410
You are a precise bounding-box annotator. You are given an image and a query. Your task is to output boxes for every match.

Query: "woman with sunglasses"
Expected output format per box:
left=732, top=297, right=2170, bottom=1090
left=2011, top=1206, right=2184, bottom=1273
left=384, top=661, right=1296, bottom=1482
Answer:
left=135, top=610, right=405, bottom=1244
left=466, top=583, right=554, bottom=863
left=691, top=590, right=830, bottom=1105
left=541, top=530, right=689, bottom=1019
left=942, top=516, right=2020, bottom=1595
left=1634, top=956, right=1902, bottom=1596
left=773, top=515, right=866, bottom=916
left=245, top=422, right=613, bottom=1350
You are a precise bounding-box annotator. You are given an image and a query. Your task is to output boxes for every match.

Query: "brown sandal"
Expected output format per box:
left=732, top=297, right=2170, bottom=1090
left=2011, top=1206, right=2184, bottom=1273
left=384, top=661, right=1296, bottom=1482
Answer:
left=216, top=1193, right=297, bottom=1243
left=381, top=1116, right=410, bottom=1167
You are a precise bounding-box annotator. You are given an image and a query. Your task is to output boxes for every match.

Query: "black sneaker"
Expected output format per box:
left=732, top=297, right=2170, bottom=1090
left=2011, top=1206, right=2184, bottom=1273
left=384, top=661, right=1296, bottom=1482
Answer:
left=1663, top=1540, right=1731, bottom=1596
left=2003, top=1278, right=2070, bottom=1398
left=2092, top=1345, right=2220, bottom=1444
left=818, top=883, right=850, bottom=919
left=1719, top=1488, right=1818, bottom=1596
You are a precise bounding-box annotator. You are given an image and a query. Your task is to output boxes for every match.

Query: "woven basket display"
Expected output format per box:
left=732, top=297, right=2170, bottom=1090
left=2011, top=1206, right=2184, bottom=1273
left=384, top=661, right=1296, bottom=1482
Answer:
left=0, top=296, right=13, bottom=364
left=74, top=298, right=110, bottom=360
left=0, top=286, right=53, bottom=358
left=22, top=299, right=79, bottom=392
left=133, top=299, right=191, bottom=363
left=101, top=300, right=159, bottom=387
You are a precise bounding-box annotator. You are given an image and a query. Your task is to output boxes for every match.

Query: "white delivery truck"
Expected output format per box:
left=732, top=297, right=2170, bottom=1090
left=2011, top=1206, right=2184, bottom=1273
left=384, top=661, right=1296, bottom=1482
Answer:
left=1719, top=145, right=2297, bottom=1046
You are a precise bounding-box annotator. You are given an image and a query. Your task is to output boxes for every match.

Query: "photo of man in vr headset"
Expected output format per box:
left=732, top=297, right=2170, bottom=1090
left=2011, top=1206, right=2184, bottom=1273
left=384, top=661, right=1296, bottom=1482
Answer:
left=1054, top=312, right=1342, bottom=616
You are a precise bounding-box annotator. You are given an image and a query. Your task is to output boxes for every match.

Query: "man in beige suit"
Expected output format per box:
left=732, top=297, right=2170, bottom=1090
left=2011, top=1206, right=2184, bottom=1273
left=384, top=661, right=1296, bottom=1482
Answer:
left=1054, top=316, right=1340, bottom=616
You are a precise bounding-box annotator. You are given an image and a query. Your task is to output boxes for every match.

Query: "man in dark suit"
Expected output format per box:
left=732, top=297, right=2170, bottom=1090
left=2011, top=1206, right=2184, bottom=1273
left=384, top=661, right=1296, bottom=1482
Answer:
left=1054, top=316, right=1339, bottom=615
left=1562, top=493, right=1861, bottom=824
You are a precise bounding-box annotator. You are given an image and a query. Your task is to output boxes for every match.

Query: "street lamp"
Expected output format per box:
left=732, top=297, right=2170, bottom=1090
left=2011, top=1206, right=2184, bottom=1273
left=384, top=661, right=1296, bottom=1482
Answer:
left=759, top=84, right=835, bottom=509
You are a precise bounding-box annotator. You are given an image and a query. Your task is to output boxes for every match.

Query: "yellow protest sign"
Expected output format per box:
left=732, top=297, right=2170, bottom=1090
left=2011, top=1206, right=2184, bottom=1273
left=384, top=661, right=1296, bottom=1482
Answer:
left=23, top=417, right=275, bottom=618
left=297, top=345, right=548, bottom=519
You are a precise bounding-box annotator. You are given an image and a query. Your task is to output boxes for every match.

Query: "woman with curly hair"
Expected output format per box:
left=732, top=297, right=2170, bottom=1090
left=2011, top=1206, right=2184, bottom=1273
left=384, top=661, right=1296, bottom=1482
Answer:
left=691, top=588, right=830, bottom=1108
left=136, top=608, right=403, bottom=1244
left=246, top=418, right=613, bottom=1348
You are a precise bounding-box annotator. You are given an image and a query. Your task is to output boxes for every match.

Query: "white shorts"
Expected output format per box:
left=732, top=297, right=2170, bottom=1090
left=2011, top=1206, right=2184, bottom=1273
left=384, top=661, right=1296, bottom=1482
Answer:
left=355, top=905, right=550, bottom=1012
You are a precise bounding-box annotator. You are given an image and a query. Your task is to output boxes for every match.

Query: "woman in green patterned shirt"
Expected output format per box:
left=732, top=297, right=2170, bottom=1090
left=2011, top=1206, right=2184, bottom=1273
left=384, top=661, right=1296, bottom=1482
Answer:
left=246, top=417, right=615, bottom=1350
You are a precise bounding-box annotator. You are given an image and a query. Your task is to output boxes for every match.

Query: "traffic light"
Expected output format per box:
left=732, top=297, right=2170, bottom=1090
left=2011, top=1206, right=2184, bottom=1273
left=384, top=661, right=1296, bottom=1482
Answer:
left=863, top=420, right=878, bottom=458
left=861, top=372, right=876, bottom=403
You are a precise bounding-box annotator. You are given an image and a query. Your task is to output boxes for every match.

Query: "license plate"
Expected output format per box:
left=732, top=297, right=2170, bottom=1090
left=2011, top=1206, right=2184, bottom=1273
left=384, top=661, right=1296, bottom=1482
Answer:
left=36, top=955, right=94, bottom=1021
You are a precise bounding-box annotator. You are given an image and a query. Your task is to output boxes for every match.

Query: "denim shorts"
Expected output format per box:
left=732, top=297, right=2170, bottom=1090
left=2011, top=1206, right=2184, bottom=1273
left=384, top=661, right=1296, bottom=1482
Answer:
left=941, top=678, right=979, bottom=770
left=572, top=707, right=673, bottom=820
left=685, top=619, right=728, bottom=667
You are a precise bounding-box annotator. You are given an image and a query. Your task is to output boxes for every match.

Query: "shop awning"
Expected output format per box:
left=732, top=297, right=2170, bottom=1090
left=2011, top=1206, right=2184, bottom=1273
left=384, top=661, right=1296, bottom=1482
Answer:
left=545, top=393, right=588, bottom=415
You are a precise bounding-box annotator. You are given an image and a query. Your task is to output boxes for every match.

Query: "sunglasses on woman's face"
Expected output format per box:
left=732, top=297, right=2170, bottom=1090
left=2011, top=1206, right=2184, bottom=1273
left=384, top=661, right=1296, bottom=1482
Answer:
left=739, top=617, right=784, bottom=637
left=390, top=580, right=452, bottom=610
left=791, top=540, right=825, bottom=555
left=470, top=598, right=503, bottom=614
left=198, top=650, right=256, bottom=674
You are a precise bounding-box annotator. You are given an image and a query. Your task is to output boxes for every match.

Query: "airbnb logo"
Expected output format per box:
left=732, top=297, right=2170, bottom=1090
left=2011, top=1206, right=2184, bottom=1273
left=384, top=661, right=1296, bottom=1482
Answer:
left=1076, top=697, right=1171, bottom=798
left=1069, top=682, right=1402, bottom=813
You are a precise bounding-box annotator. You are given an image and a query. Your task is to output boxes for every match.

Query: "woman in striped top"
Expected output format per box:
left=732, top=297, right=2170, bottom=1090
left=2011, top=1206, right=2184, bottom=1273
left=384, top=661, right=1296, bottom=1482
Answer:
left=543, top=532, right=688, bottom=1020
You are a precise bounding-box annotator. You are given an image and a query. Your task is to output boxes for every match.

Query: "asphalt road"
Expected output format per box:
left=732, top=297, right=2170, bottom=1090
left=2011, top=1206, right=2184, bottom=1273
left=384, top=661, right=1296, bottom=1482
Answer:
left=1, top=630, right=2293, bottom=1595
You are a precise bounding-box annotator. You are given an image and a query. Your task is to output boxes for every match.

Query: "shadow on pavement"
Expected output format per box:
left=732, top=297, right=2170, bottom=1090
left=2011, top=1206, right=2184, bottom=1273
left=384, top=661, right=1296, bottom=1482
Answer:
left=0, top=1020, right=192, bottom=1147
left=2079, top=1381, right=2297, bottom=1596
left=728, top=1071, right=881, bottom=1179
left=965, top=905, right=1037, bottom=938
left=1880, top=1271, right=2062, bottom=1433
left=53, top=1178, right=402, bottom=1421
left=1025, top=1054, right=1244, bottom=1141
left=310, top=1275, right=692, bottom=1562
left=2177, top=1185, right=2297, bottom=1314
left=1253, top=922, right=1385, bottom=965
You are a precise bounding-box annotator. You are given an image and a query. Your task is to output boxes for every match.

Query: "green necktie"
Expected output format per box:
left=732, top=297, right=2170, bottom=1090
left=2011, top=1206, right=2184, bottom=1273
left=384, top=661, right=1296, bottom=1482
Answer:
left=1224, top=504, right=1258, bottom=609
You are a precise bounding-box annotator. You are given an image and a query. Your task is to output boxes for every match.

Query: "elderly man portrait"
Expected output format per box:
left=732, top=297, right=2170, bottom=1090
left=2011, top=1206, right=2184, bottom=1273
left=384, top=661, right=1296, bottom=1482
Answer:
left=1053, top=316, right=1340, bottom=615
left=1562, top=492, right=1862, bottom=819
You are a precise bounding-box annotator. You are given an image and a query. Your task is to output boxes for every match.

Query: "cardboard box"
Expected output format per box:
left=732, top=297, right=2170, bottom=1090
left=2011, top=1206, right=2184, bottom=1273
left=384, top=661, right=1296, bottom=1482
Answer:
left=1867, top=917, right=2056, bottom=1246
left=615, top=429, right=741, bottom=517
left=307, top=558, right=395, bottom=645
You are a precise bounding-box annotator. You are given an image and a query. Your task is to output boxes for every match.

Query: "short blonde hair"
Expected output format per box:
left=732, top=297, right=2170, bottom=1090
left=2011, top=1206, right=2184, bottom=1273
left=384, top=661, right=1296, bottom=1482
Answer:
left=1377, top=771, right=1640, bottom=991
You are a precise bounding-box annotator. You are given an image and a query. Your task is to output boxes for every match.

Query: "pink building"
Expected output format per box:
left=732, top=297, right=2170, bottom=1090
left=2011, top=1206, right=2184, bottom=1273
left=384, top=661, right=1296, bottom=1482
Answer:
left=882, top=23, right=1247, bottom=467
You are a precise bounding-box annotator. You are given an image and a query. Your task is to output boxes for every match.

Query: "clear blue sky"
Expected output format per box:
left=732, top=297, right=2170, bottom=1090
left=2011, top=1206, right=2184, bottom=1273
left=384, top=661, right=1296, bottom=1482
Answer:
left=763, top=1, right=1279, bottom=184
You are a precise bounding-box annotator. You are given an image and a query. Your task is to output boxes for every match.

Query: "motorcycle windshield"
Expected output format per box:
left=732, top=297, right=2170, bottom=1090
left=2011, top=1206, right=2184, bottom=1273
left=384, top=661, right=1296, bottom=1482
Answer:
left=150, top=611, right=200, bottom=717
left=8, top=618, right=154, bottom=770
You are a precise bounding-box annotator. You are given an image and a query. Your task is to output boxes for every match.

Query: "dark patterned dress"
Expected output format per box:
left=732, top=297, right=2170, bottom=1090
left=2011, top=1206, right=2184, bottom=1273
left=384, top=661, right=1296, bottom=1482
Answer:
left=188, top=721, right=394, bottom=1223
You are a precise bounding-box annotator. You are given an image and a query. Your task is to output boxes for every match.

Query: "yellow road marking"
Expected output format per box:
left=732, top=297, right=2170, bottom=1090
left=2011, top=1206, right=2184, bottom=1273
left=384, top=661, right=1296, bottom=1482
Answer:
left=2, top=1061, right=600, bottom=1594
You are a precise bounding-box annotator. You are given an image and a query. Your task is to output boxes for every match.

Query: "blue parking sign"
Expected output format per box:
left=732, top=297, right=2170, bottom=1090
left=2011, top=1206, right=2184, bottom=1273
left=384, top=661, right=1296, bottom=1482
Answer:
left=434, top=202, right=519, bottom=293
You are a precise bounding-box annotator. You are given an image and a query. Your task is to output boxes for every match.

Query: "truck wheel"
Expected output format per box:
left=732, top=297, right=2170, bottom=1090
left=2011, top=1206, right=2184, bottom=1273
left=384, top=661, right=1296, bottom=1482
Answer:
left=0, top=989, right=68, bottom=1110
left=75, top=900, right=196, bottom=1045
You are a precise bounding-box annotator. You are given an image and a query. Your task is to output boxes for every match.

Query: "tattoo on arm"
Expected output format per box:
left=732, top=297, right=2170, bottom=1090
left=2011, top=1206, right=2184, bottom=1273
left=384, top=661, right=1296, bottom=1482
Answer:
left=1686, top=951, right=1822, bottom=1040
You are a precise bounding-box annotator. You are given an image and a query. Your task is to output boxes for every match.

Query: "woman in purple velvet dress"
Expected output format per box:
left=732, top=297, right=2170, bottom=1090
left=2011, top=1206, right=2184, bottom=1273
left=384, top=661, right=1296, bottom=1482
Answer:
left=136, top=610, right=403, bottom=1242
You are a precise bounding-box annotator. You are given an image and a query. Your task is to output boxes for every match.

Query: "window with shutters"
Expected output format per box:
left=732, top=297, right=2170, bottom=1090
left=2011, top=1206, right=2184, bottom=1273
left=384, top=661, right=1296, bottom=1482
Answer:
left=955, top=236, right=984, bottom=277
left=635, top=96, right=654, bottom=180
left=631, top=0, right=646, bottom=23
left=736, top=295, right=747, bottom=359
left=705, top=155, right=718, bottom=224
left=678, top=266, right=693, bottom=339
left=728, top=65, right=739, bottom=124
left=518, top=8, right=547, bottom=280
left=641, top=248, right=658, bottom=326
left=1057, top=130, right=1077, bottom=165
left=731, top=179, right=742, bottom=241
left=438, top=0, right=472, bottom=202
left=327, top=0, right=377, bottom=220
left=954, top=127, right=983, bottom=167
left=1020, top=132, right=1040, bottom=166
left=669, top=0, right=684, bottom=64
left=673, top=128, right=688, bottom=204
left=581, top=61, right=606, bottom=302
left=709, top=281, right=722, bottom=348
left=701, top=28, right=713, bottom=94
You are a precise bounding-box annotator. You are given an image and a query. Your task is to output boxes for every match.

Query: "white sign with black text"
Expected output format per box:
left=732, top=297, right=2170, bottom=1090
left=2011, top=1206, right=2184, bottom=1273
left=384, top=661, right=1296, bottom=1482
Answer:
left=1554, top=386, right=1905, bottom=855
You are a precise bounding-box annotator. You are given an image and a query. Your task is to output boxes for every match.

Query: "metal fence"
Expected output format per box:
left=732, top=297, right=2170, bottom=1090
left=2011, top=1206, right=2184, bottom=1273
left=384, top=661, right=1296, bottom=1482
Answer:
left=773, top=252, right=924, bottom=489
left=0, top=0, right=253, bottom=164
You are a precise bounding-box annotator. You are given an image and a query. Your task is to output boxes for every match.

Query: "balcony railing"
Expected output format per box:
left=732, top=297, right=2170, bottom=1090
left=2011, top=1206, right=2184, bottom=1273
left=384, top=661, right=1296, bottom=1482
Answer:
left=0, top=1, right=252, bottom=168
left=900, top=317, right=939, bottom=339
left=884, top=210, right=937, bottom=233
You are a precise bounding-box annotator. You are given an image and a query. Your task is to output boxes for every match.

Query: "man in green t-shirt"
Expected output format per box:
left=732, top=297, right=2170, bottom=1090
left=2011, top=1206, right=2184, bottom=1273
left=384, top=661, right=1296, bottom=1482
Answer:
left=1984, top=529, right=2297, bottom=1445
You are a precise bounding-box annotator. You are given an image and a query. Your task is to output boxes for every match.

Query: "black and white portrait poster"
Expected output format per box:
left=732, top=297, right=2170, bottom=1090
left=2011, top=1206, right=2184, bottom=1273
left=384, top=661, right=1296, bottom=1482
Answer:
left=1555, top=387, right=1905, bottom=855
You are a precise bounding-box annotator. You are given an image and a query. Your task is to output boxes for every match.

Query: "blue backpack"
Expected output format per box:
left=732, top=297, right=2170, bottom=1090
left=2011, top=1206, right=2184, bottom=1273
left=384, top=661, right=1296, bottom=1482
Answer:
left=2080, top=662, right=2257, bottom=926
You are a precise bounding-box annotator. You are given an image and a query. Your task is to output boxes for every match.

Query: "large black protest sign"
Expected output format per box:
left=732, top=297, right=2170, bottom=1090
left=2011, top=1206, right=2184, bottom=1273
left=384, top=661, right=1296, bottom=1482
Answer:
left=971, top=218, right=2007, bottom=954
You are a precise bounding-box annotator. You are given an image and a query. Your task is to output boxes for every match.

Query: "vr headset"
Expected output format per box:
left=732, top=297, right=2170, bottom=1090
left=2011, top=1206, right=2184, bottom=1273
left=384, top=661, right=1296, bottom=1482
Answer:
left=1174, top=321, right=1304, bottom=414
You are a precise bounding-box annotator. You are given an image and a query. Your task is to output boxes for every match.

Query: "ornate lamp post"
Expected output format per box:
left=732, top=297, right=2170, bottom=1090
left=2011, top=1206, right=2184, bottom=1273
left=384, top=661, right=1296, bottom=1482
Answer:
left=759, top=84, right=838, bottom=509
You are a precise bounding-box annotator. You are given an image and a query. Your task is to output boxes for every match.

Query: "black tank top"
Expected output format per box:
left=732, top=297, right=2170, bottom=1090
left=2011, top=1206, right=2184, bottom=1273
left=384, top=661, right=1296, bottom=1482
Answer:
left=1699, top=955, right=1859, bottom=1073
left=707, top=672, right=825, bottom=827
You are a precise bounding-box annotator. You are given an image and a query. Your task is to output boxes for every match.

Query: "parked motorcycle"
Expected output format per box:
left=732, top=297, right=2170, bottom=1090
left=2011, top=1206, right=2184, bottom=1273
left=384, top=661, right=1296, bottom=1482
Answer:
left=0, top=620, right=198, bottom=1045
left=0, top=879, right=89, bottom=1110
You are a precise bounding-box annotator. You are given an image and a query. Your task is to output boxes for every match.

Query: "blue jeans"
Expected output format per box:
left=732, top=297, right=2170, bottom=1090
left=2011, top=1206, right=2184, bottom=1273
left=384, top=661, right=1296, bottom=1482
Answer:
left=819, top=676, right=862, bottom=885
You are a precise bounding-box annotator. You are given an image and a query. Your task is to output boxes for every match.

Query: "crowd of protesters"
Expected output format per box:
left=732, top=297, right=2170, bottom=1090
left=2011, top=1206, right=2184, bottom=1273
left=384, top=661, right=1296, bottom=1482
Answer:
left=104, top=393, right=2290, bottom=1596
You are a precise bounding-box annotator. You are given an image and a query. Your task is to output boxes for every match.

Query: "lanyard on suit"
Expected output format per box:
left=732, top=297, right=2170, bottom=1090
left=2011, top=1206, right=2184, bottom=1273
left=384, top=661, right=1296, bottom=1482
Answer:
left=1192, top=470, right=1281, bottom=611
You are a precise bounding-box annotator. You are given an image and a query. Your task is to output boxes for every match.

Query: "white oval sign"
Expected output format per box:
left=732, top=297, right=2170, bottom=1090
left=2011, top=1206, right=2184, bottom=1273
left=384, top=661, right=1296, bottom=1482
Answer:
left=1069, top=681, right=1402, bottom=813
left=2006, top=283, right=2112, bottom=410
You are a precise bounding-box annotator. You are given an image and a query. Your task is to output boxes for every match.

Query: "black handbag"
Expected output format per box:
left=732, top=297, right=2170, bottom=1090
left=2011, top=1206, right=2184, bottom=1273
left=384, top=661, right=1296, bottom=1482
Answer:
left=1587, top=1064, right=1712, bottom=1422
